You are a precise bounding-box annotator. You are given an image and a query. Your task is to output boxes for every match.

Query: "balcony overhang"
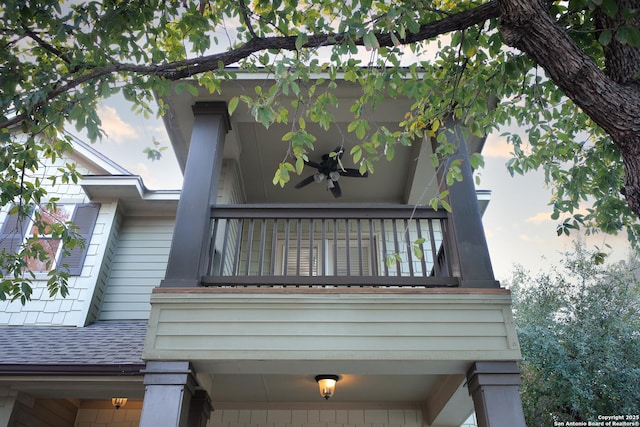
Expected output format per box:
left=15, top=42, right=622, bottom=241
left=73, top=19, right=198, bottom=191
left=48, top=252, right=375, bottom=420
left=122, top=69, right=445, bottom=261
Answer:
left=159, top=76, right=491, bottom=206
left=144, top=287, right=518, bottom=425
left=145, top=287, right=519, bottom=366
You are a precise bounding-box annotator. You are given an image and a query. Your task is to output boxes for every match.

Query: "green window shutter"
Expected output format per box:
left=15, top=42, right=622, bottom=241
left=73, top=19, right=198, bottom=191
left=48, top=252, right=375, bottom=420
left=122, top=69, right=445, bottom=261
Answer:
left=59, top=203, right=100, bottom=275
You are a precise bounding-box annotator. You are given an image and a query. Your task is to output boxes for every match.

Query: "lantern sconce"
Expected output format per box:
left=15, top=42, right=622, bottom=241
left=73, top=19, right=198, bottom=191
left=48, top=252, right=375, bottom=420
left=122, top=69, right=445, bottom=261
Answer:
left=111, top=397, right=128, bottom=409
left=315, top=375, right=339, bottom=400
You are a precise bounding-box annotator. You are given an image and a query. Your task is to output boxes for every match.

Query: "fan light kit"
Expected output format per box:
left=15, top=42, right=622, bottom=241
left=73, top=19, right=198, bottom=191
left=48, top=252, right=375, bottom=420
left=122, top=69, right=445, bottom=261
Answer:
left=295, top=147, right=368, bottom=198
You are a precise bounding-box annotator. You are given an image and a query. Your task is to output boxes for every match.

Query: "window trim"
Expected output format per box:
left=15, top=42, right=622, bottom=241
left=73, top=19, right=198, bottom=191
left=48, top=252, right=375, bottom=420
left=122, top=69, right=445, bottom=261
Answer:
left=0, top=203, right=100, bottom=276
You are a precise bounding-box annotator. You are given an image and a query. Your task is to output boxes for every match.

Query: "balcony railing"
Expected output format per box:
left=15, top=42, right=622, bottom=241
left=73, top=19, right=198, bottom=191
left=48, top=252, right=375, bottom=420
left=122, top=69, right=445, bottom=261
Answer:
left=201, top=204, right=459, bottom=288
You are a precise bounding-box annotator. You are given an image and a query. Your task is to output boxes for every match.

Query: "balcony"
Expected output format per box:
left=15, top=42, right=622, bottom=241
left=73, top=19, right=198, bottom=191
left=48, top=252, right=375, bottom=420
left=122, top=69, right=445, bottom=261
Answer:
left=141, top=85, right=523, bottom=427
left=201, top=204, right=459, bottom=288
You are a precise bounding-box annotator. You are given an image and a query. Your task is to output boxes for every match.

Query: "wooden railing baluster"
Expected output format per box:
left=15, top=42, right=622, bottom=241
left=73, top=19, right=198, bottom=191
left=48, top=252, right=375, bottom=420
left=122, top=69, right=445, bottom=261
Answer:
left=202, top=205, right=458, bottom=288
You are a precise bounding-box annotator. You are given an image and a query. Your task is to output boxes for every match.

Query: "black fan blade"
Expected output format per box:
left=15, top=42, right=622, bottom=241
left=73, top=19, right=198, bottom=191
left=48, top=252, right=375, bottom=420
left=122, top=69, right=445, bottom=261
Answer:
left=329, top=180, right=342, bottom=198
left=294, top=175, right=316, bottom=189
left=339, top=168, right=368, bottom=178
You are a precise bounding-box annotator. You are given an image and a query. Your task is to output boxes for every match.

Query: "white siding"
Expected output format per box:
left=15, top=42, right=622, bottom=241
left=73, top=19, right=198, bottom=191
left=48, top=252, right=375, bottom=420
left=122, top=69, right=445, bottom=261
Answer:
left=99, top=216, right=174, bottom=320
left=73, top=407, right=421, bottom=427
left=217, top=159, right=246, bottom=205
left=208, top=408, right=422, bottom=427
left=74, top=401, right=142, bottom=427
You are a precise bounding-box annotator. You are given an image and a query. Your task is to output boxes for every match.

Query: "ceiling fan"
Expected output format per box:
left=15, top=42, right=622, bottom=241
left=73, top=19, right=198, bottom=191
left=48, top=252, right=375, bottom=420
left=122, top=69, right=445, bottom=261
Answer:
left=294, top=147, right=368, bottom=198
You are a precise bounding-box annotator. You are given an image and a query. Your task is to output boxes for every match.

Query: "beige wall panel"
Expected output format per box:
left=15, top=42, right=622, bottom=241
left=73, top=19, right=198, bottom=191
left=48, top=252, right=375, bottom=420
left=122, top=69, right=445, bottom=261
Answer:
left=99, top=216, right=174, bottom=320
left=207, top=408, right=422, bottom=427
left=144, top=291, right=520, bottom=363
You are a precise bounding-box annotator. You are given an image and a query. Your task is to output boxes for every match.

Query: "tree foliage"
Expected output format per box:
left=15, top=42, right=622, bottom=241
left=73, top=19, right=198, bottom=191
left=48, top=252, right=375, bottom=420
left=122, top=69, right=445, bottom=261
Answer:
left=511, top=244, right=640, bottom=426
left=1, top=0, right=639, bottom=301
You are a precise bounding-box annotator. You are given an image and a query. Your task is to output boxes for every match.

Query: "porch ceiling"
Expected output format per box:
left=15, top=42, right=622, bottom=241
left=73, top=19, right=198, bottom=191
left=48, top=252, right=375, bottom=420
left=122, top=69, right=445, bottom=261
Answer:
left=161, top=77, right=445, bottom=205
left=0, top=376, right=145, bottom=400
left=200, top=370, right=474, bottom=426
left=207, top=373, right=441, bottom=403
left=235, top=121, right=417, bottom=204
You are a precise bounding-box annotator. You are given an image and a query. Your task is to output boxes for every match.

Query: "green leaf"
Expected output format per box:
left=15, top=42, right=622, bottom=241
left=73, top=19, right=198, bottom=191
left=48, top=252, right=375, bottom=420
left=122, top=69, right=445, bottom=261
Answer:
left=363, top=31, right=379, bottom=50
left=598, top=30, right=612, bottom=46
left=186, top=84, right=199, bottom=96
left=600, top=0, right=618, bottom=17
left=228, top=97, right=239, bottom=115
left=295, top=33, right=308, bottom=51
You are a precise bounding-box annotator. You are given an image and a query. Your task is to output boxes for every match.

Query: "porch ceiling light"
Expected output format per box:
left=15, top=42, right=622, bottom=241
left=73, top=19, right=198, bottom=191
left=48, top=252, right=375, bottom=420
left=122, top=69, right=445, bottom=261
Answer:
left=315, top=375, right=339, bottom=400
left=111, top=397, right=127, bottom=409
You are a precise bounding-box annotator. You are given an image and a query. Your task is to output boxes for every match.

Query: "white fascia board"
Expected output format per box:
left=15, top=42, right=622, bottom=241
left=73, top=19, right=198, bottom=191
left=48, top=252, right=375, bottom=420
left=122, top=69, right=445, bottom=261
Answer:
left=477, top=189, right=491, bottom=215
left=80, top=175, right=180, bottom=209
left=67, top=133, right=132, bottom=176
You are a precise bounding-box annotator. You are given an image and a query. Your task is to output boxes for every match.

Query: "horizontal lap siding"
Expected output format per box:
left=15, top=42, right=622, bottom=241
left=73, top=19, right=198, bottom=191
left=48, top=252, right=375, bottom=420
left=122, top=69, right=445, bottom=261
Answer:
left=209, top=408, right=422, bottom=427
left=145, top=293, right=521, bottom=361
left=99, top=217, right=174, bottom=320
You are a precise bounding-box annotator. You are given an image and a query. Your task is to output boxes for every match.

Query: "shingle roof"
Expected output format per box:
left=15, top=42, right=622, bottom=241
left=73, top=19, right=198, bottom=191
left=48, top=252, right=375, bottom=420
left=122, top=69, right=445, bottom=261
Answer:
left=0, top=321, right=147, bottom=366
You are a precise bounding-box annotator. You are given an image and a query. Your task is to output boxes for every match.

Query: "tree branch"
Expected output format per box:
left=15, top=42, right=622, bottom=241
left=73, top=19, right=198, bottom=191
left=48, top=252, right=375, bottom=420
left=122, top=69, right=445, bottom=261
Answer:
left=498, top=0, right=640, bottom=215
left=0, top=1, right=499, bottom=131
left=22, top=26, right=72, bottom=65
left=237, top=0, right=259, bottom=40
left=498, top=0, right=640, bottom=143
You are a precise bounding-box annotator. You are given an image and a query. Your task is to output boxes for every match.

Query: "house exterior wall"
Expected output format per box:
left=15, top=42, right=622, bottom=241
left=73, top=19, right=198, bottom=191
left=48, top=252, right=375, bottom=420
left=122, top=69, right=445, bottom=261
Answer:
left=72, top=407, right=423, bottom=427
left=208, top=408, right=422, bottom=427
left=98, top=215, right=175, bottom=320
left=85, top=206, right=124, bottom=324
left=144, top=290, right=520, bottom=362
left=74, top=402, right=143, bottom=427
left=217, top=159, right=246, bottom=205
left=0, top=154, right=243, bottom=325
left=0, top=156, right=119, bottom=327
left=96, top=158, right=241, bottom=321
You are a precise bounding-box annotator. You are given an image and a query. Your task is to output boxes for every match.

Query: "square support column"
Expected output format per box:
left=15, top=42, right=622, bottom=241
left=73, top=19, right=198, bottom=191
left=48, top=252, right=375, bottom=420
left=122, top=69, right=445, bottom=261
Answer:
left=466, top=361, right=526, bottom=427
left=139, top=361, right=201, bottom=427
left=162, top=102, right=231, bottom=287
left=187, top=389, right=213, bottom=427
left=432, top=121, right=500, bottom=288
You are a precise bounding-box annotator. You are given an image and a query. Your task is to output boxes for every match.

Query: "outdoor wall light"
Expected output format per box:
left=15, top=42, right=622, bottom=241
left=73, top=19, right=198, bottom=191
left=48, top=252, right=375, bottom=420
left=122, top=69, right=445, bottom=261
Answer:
left=111, top=397, right=128, bottom=409
left=315, top=375, right=339, bottom=400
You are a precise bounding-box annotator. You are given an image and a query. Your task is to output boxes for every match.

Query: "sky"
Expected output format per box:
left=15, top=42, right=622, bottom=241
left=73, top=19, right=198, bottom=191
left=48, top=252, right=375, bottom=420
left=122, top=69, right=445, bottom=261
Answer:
left=91, top=97, right=630, bottom=283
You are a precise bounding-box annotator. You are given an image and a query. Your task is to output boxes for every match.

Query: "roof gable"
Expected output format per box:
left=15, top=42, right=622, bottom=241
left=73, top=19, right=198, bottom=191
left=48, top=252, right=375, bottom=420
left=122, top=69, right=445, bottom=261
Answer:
left=67, top=133, right=132, bottom=176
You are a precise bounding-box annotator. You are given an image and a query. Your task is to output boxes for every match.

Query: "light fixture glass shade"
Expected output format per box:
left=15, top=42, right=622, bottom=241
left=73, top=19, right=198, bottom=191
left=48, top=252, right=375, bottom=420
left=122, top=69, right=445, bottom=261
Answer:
left=315, top=375, right=339, bottom=400
left=111, top=397, right=128, bottom=409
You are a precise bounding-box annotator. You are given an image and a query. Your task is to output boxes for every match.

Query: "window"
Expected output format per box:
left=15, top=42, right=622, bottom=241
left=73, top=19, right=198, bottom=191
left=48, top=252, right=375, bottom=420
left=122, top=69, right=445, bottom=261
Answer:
left=281, top=243, right=320, bottom=276
left=0, top=203, right=100, bottom=275
left=25, top=205, right=74, bottom=271
left=279, top=239, right=373, bottom=276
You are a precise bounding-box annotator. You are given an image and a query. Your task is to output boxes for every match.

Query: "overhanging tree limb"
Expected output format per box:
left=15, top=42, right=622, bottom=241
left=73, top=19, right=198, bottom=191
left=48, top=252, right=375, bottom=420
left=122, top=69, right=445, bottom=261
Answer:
left=498, top=0, right=640, bottom=217
left=0, top=1, right=499, bottom=131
